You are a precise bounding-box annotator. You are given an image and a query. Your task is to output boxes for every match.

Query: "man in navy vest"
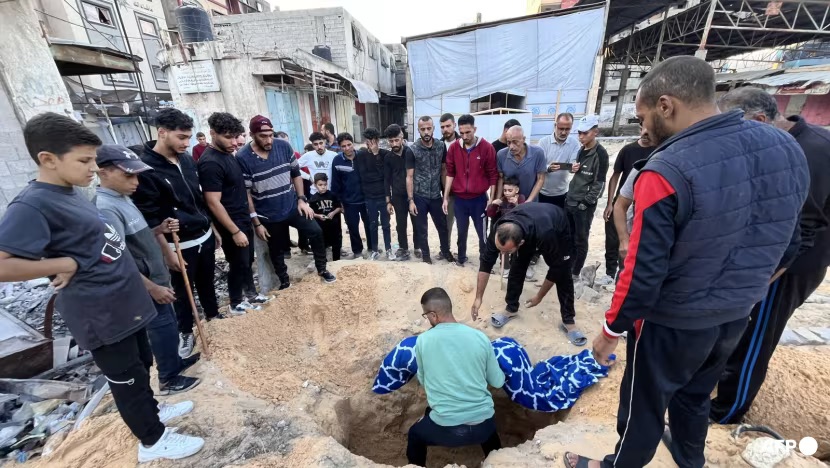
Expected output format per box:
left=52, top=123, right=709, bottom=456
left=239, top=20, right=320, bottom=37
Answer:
left=710, top=87, right=830, bottom=425
left=564, top=56, right=809, bottom=468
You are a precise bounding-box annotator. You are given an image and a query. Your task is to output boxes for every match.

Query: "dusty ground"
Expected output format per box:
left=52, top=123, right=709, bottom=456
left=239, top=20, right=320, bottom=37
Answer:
left=25, top=139, right=830, bottom=467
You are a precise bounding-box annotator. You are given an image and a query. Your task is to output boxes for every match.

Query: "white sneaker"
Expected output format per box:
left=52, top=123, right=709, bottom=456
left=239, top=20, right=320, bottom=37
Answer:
left=178, top=333, right=194, bottom=359
left=137, top=427, right=204, bottom=462
left=525, top=266, right=535, bottom=281
left=248, top=294, right=273, bottom=305
left=502, top=269, right=510, bottom=279
left=386, top=249, right=397, bottom=261
left=306, top=261, right=315, bottom=272
left=370, top=251, right=380, bottom=261
left=158, top=401, right=194, bottom=424
left=596, top=275, right=614, bottom=286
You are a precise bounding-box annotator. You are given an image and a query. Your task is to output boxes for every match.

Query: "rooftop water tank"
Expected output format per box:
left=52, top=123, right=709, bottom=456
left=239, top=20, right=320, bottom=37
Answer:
left=175, top=4, right=214, bottom=44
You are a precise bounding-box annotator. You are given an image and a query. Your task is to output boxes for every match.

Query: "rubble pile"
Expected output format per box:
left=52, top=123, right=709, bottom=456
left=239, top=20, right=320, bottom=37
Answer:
left=0, top=365, right=105, bottom=463
left=0, top=281, right=66, bottom=338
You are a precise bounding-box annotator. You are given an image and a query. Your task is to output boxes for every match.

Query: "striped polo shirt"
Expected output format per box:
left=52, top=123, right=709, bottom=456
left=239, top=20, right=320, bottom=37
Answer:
left=236, top=139, right=301, bottom=223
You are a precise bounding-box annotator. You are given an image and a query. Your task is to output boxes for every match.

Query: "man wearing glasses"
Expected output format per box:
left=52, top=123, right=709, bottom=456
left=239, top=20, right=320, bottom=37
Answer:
left=407, top=287, right=504, bottom=467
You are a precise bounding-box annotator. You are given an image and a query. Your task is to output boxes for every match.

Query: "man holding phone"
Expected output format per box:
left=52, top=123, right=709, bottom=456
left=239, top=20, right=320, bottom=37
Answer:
left=538, top=113, right=580, bottom=208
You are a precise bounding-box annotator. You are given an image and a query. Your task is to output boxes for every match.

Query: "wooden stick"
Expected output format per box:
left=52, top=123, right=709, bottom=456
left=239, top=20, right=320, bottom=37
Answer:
left=499, top=253, right=506, bottom=291
left=171, top=232, right=210, bottom=359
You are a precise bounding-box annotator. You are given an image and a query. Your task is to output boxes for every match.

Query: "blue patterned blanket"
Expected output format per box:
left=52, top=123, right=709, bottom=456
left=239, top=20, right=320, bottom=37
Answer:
left=372, top=336, right=613, bottom=412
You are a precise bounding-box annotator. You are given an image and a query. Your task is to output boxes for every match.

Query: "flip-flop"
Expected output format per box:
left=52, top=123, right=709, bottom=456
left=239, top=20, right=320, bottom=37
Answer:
left=563, top=452, right=594, bottom=468
left=490, top=312, right=518, bottom=328
left=560, top=323, right=588, bottom=346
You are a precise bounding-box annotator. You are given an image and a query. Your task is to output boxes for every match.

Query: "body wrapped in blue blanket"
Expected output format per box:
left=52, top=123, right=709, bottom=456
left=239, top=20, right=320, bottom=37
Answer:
left=373, top=336, right=613, bottom=412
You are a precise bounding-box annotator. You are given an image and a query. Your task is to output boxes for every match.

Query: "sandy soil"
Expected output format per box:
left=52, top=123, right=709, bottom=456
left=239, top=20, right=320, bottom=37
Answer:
left=25, top=139, right=830, bottom=468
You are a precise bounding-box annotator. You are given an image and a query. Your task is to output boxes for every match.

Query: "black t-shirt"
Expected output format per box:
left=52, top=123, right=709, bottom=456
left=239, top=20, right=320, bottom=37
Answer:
left=492, top=139, right=508, bottom=154
left=197, top=147, right=250, bottom=230
left=614, top=142, right=654, bottom=195
left=0, top=182, right=156, bottom=350
left=310, top=191, right=342, bottom=221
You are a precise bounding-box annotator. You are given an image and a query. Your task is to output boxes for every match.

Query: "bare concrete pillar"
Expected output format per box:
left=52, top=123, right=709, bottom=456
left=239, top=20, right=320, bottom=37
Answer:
left=0, top=0, right=73, bottom=213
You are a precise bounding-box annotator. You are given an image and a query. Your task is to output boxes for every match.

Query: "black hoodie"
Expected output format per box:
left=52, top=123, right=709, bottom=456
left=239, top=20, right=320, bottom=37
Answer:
left=479, top=203, right=571, bottom=275
left=132, top=141, right=212, bottom=243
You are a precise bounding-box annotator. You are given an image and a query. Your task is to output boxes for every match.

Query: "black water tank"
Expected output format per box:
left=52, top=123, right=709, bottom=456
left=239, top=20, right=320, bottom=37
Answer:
left=175, top=4, right=214, bottom=44
left=312, top=45, right=332, bottom=62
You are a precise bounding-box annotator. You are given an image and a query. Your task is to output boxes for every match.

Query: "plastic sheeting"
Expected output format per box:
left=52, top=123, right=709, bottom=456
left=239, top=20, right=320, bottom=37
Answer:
left=407, top=8, right=605, bottom=100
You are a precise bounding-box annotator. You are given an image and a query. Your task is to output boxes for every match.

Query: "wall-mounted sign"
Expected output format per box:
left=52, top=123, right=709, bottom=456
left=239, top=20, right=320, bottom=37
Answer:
left=171, top=60, right=221, bottom=94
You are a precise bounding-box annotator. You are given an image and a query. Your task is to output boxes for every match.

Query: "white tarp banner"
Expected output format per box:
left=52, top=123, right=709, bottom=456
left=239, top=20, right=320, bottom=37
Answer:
left=407, top=8, right=605, bottom=100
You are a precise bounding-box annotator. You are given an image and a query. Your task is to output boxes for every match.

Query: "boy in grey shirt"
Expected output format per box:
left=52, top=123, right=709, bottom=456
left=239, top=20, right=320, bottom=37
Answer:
left=95, top=145, right=201, bottom=396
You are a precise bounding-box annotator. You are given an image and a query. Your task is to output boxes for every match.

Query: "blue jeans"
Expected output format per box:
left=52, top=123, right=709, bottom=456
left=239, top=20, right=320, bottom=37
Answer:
left=407, top=407, right=501, bottom=466
left=454, top=194, right=487, bottom=263
left=342, top=203, right=368, bottom=255
left=146, top=301, right=183, bottom=383
left=365, top=197, right=392, bottom=251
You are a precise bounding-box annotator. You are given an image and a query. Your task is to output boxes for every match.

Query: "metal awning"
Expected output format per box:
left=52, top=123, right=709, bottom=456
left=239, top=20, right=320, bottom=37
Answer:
left=49, top=38, right=142, bottom=76
left=715, top=69, right=783, bottom=84
left=337, top=74, right=378, bottom=103
left=749, top=69, right=830, bottom=87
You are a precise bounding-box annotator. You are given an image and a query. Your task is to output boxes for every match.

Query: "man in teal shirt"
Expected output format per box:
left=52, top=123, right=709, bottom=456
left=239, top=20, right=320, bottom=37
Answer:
left=409, top=287, right=505, bottom=466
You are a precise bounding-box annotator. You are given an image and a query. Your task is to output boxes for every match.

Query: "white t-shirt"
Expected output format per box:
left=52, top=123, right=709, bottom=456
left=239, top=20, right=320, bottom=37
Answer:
left=618, top=167, right=639, bottom=234
left=297, top=150, right=338, bottom=194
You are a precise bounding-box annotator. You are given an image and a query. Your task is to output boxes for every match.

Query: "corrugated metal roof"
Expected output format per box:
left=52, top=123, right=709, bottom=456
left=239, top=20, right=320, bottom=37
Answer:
left=715, top=69, right=782, bottom=84
left=749, top=70, right=830, bottom=87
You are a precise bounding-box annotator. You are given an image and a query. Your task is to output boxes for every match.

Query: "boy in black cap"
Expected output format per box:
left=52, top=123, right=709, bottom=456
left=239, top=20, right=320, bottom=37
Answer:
left=96, top=144, right=201, bottom=395
left=0, top=113, right=204, bottom=462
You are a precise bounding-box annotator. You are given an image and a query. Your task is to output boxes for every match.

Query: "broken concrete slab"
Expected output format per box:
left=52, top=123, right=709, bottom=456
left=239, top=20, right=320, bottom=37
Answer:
left=0, top=379, right=91, bottom=403
left=805, top=293, right=829, bottom=304
left=809, top=327, right=830, bottom=343
left=778, top=328, right=803, bottom=346
left=792, top=328, right=824, bottom=346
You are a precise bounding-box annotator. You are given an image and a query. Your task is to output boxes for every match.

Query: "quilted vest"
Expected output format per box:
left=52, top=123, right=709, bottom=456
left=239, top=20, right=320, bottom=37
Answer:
left=640, top=110, right=809, bottom=329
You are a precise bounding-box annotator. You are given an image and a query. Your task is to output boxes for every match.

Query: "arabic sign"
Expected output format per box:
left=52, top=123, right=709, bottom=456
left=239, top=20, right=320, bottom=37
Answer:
left=171, top=60, right=221, bottom=94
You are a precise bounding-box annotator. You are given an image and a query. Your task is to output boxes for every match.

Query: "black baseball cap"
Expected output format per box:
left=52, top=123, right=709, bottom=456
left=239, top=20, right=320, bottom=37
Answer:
left=96, top=144, right=153, bottom=174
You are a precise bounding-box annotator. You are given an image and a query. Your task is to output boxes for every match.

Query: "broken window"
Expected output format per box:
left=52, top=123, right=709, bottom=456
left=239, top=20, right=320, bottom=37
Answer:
left=82, top=2, right=113, bottom=26
left=138, top=18, right=157, bottom=37
left=351, top=24, right=364, bottom=51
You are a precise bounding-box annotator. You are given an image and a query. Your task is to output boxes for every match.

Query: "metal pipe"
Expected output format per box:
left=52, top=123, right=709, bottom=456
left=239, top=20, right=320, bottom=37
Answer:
left=698, top=0, right=719, bottom=58
left=611, top=24, right=635, bottom=136
left=312, top=71, right=321, bottom=130
left=710, top=24, right=830, bottom=34
left=654, top=8, right=669, bottom=63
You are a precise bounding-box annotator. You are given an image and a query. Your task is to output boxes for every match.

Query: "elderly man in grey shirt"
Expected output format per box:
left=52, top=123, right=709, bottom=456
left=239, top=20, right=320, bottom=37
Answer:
left=537, top=113, right=580, bottom=208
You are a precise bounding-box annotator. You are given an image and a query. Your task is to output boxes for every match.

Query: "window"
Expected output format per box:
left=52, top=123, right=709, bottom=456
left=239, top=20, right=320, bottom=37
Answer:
left=106, top=73, right=134, bottom=84
left=257, top=3, right=262, bottom=11
left=138, top=18, right=157, bottom=37
left=351, top=24, right=363, bottom=50
left=82, top=2, right=114, bottom=26
left=610, top=95, right=618, bottom=102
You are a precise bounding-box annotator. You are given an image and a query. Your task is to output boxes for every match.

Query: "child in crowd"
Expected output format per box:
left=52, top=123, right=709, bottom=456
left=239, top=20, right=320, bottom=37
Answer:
left=486, top=176, right=526, bottom=220
left=486, top=176, right=525, bottom=278
left=0, top=113, right=203, bottom=462
left=310, top=173, right=343, bottom=261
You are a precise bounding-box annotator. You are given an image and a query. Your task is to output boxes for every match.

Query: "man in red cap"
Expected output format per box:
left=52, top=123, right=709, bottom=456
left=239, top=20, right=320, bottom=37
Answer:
left=237, top=116, right=337, bottom=287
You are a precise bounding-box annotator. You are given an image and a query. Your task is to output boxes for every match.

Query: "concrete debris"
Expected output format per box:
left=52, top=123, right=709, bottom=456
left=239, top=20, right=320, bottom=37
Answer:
left=0, top=379, right=91, bottom=403
left=791, top=328, right=824, bottom=346
left=578, top=262, right=600, bottom=288
left=805, top=293, right=829, bottom=304
left=779, top=328, right=803, bottom=346
left=741, top=436, right=790, bottom=468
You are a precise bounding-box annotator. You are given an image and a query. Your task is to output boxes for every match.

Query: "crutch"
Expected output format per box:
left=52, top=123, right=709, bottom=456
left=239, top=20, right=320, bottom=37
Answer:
left=172, top=231, right=211, bottom=359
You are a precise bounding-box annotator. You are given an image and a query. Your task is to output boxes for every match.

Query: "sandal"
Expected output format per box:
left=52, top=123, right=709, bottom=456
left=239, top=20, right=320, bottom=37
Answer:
left=490, top=312, right=518, bottom=328
left=560, top=323, right=588, bottom=346
left=563, top=452, right=595, bottom=468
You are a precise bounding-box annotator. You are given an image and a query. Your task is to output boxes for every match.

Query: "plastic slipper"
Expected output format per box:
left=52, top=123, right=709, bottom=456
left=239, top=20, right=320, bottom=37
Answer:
left=560, top=323, right=588, bottom=346
left=563, top=452, right=594, bottom=468
left=490, top=313, right=518, bottom=328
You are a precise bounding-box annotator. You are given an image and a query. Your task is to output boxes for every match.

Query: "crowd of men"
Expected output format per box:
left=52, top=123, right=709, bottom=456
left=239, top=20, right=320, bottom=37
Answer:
left=0, top=54, right=827, bottom=467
